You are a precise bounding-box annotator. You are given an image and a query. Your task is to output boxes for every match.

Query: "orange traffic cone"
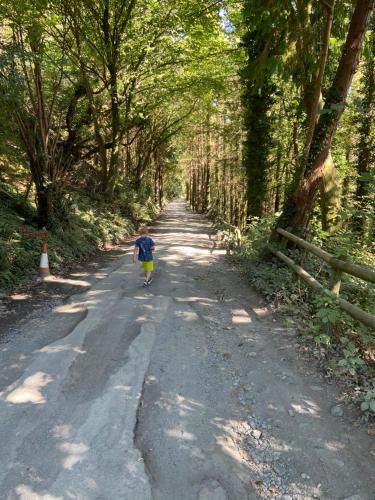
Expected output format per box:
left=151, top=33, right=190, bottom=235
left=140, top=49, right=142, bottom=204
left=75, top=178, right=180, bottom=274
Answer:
left=39, top=241, right=50, bottom=279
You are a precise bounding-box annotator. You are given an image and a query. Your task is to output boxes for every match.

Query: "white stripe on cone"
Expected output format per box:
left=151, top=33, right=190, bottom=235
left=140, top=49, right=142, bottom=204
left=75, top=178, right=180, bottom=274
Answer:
left=39, top=242, right=50, bottom=278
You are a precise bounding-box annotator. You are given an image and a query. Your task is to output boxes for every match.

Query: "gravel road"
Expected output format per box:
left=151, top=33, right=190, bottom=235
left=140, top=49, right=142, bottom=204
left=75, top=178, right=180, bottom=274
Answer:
left=0, top=200, right=374, bottom=500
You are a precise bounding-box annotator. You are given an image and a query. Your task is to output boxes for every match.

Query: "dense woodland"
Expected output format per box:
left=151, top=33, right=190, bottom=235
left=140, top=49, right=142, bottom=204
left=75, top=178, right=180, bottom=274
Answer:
left=0, top=2, right=374, bottom=412
left=0, top=0, right=235, bottom=281
left=188, top=1, right=374, bottom=239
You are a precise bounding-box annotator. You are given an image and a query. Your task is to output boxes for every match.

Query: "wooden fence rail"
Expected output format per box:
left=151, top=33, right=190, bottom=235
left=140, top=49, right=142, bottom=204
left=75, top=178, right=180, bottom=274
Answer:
left=268, top=228, right=375, bottom=330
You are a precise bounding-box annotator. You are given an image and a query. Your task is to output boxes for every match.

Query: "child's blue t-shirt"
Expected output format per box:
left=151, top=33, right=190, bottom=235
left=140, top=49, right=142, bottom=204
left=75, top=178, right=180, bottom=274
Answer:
left=135, top=236, right=154, bottom=261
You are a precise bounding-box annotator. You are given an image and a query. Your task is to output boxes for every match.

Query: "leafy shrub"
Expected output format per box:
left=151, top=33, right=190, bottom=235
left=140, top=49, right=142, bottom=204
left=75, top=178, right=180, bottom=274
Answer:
left=0, top=189, right=158, bottom=292
left=360, top=380, right=375, bottom=419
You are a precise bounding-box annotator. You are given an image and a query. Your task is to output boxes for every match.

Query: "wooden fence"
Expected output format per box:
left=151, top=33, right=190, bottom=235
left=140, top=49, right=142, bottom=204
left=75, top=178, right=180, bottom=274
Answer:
left=268, top=228, right=375, bottom=330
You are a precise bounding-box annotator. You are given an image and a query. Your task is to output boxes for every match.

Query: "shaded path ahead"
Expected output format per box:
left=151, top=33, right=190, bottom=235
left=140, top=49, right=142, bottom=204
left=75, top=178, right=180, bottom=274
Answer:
left=0, top=200, right=374, bottom=499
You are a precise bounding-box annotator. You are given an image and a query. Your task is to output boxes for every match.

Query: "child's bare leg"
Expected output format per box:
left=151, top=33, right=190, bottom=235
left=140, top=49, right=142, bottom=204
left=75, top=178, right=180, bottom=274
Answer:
left=146, top=271, right=152, bottom=281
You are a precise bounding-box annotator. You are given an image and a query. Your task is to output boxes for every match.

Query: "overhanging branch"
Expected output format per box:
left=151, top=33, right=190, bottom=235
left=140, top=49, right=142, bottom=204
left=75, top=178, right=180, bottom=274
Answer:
left=318, top=0, right=334, bottom=12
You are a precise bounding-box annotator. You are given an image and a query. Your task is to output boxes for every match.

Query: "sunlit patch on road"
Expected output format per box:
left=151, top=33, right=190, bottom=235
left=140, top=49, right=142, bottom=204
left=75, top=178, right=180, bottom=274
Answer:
left=4, top=371, right=53, bottom=405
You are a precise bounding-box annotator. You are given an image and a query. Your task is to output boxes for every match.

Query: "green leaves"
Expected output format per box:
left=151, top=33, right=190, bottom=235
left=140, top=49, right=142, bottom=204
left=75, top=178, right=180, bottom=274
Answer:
left=360, top=385, right=375, bottom=417
left=314, top=334, right=331, bottom=346
left=360, top=399, right=375, bottom=412
left=316, top=307, right=339, bottom=324
left=314, top=291, right=340, bottom=324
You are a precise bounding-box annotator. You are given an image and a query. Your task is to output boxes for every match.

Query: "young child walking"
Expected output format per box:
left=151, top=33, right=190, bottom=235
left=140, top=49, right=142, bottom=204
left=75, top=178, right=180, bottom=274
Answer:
left=133, top=226, right=155, bottom=287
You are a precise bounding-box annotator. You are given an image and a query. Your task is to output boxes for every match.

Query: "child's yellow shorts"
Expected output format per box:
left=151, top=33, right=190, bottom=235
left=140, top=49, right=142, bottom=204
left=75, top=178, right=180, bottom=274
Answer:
left=142, top=261, right=154, bottom=272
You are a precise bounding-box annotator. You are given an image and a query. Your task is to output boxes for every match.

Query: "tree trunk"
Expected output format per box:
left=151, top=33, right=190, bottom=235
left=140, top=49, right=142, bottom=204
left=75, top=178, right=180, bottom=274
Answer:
left=28, top=153, right=53, bottom=228
left=274, top=143, right=283, bottom=212
left=245, top=84, right=274, bottom=218
left=301, top=1, right=335, bottom=166
left=158, top=161, right=163, bottom=209
left=320, top=151, right=341, bottom=233
left=222, top=131, right=227, bottom=218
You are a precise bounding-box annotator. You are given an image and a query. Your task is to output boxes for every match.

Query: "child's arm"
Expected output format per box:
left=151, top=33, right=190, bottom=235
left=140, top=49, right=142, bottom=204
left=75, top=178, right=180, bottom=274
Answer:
left=133, top=245, right=138, bottom=263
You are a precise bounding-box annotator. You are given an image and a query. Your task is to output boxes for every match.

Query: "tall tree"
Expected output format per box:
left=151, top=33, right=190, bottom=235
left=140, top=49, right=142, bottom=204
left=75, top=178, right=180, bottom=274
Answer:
left=241, top=1, right=289, bottom=218
left=277, top=0, right=375, bottom=235
left=0, top=1, right=86, bottom=226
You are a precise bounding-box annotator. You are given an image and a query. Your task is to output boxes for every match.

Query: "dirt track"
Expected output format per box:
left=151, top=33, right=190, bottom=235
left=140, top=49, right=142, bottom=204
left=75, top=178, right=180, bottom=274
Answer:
left=0, top=200, right=374, bottom=499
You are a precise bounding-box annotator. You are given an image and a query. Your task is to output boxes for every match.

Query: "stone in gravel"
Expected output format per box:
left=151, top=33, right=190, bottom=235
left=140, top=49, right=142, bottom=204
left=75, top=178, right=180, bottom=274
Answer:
left=310, top=385, right=323, bottom=391
left=252, top=429, right=262, bottom=440
left=330, top=405, right=344, bottom=417
left=341, top=496, right=365, bottom=500
left=288, top=410, right=295, bottom=417
left=301, top=473, right=310, bottom=480
left=198, top=480, right=228, bottom=500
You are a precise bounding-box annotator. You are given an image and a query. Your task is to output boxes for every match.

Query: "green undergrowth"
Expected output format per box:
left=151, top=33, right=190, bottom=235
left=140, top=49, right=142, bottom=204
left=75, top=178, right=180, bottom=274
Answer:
left=0, top=187, right=159, bottom=292
left=214, top=216, right=375, bottom=420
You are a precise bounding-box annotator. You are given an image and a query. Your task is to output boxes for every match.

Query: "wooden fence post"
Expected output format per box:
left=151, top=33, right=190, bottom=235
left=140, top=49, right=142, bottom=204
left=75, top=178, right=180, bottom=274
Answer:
left=329, top=265, right=343, bottom=296
left=280, top=226, right=292, bottom=250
